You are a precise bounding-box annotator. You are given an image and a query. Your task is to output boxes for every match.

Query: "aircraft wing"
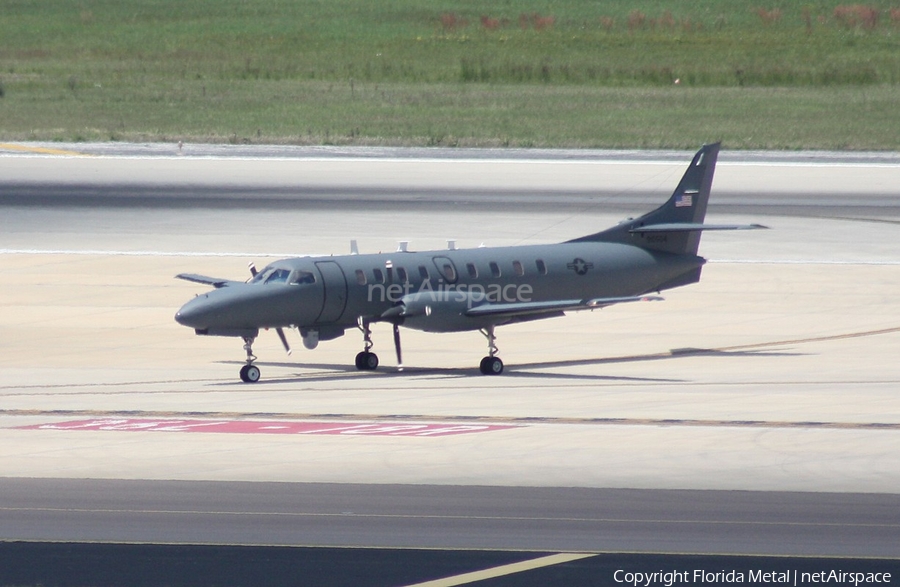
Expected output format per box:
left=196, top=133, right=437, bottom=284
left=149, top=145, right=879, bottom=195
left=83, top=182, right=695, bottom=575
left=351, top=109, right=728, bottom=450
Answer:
left=465, top=295, right=663, bottom=319
left=175, top=273, right=242, bottom=288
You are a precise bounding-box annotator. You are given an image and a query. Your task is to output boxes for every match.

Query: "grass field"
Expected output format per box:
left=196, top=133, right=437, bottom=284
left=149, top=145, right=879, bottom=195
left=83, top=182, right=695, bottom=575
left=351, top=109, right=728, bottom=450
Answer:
left=2, top=0, right=900, bottom=149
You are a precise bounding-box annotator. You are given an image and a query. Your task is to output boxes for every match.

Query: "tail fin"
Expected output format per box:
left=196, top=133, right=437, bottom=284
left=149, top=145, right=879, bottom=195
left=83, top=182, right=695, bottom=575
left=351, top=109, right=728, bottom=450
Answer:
left=568, top=143, right=721, bottom=256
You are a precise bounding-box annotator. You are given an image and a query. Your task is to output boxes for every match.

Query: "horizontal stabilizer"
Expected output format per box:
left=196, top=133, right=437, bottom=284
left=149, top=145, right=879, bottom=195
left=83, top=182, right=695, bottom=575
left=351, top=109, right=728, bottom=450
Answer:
left=175, top=273, right=240, bottom=288
left=629, top=223, right=769, bottom=234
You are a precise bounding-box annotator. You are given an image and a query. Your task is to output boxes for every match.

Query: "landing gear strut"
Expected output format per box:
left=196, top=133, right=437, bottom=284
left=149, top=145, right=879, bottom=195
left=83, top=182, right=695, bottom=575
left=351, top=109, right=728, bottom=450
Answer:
left=479, top=325, right=503, bottom=375
left=239, top=336, right=261, bottom=382
left=355, top=318, right=379, bottom=370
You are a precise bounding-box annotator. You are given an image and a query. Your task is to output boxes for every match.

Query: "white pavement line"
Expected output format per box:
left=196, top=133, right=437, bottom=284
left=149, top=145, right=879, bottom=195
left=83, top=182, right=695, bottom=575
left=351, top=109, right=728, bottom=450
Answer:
left=710, top=259, right=900, bottom=265
left=401, top=552, right=597, bottom=587
left=0, top=249, right=306, bottom=258
left=2, top=250, right=899, bottom=265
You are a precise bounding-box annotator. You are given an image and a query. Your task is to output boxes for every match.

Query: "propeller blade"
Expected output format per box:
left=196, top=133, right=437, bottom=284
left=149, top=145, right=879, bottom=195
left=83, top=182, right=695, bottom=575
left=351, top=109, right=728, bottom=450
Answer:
left=393, top=323, right=403, bottom=371
left=248, top=262, right=258, bottom=277
left=276, top=327, right=292, bottom=355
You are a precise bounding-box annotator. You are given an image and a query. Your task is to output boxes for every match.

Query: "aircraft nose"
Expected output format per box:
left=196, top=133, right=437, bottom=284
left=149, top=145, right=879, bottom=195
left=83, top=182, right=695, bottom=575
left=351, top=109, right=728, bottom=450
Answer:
left=174, top=295, right=210, bottom=328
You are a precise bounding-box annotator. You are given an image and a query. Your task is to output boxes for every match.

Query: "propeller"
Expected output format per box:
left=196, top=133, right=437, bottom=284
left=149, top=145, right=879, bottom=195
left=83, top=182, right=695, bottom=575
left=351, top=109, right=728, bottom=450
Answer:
left=249, top=262, right=291, bottom=356
left=392, top=323, right=403, bottom=371
left=276, top=327, right=292, bottom=356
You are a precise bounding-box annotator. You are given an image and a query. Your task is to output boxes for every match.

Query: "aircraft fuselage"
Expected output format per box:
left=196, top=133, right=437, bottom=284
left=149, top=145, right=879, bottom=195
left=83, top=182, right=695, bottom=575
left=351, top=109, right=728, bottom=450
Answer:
left=175, top=241, right=705, bottom=338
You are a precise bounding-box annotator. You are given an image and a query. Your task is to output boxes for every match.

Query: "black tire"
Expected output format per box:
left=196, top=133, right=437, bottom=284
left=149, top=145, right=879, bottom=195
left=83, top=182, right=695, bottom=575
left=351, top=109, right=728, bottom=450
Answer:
left=480, top=356, right=503, bottom=375
left=356, top=351, right=379, bottom=371
left=244, top=365, right=261, bottom=382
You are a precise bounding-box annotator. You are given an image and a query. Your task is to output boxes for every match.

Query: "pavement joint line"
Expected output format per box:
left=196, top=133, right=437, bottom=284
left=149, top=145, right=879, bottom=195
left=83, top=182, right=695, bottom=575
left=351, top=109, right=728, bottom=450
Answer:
left=3, top=378, right=900, bottom=394
left=2, top=540, right=898, bottom=560
left=3, top=410, right=899, bottom=430
left=4, top=507, right=897, bottom=529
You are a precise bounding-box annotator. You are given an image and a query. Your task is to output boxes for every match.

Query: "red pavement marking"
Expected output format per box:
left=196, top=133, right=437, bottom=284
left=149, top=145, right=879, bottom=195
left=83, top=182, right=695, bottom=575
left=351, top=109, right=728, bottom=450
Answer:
left=16, top=418, right=518, bottom=437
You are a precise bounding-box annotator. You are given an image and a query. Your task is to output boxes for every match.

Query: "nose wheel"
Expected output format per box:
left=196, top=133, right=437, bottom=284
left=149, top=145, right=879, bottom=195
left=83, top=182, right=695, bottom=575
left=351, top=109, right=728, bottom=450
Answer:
left=479, top=326, right=504, bottom=375
left=239, top=336, right=261, bottom=383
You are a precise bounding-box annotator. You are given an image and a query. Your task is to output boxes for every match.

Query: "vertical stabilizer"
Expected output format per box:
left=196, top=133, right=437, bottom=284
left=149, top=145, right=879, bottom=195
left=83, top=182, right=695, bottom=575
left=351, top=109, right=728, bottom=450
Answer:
left=568, top=143, right=720, bottom=255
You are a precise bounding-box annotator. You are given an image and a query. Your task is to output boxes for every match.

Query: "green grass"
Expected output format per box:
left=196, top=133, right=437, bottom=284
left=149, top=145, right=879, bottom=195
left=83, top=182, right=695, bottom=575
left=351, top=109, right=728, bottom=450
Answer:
left=2, top=0, right=900, bottom=149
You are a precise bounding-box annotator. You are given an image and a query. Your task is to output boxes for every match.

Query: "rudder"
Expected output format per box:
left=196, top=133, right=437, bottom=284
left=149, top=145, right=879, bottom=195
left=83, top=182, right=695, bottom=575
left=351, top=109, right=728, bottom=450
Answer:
left=568, top=143, right=721, bottom=256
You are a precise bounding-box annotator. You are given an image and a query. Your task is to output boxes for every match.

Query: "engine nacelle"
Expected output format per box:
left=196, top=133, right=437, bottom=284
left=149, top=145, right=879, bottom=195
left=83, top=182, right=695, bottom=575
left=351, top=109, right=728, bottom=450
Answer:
left=397, top=291, right=492, bottom=333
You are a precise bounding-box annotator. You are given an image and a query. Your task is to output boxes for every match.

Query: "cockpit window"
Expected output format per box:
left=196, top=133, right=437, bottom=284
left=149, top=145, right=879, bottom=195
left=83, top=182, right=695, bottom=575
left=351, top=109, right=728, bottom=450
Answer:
left=264, top=268, right=292, bottom=284
left=251, top=266, right=316, bottom=286
left=250, top=267, right=274, bottom=284
left=289, top=271, right=316, bottom=285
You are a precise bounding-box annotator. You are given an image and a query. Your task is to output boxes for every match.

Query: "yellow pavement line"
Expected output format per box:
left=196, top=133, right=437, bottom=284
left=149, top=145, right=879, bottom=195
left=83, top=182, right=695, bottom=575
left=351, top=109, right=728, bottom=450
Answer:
left=401, top=552, right=597, bottom=587
left=0, top=143, right=92, bottom=157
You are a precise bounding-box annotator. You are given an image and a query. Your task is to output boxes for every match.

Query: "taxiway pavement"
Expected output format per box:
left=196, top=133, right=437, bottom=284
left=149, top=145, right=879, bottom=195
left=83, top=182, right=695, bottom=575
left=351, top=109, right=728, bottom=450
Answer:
left=1, top=144, right=898, bottom=557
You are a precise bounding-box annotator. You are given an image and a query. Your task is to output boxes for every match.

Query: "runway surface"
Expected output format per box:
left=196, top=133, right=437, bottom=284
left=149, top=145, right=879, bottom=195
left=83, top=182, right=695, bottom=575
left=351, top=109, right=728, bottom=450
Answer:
left=1, top=143, right=899, bottom=579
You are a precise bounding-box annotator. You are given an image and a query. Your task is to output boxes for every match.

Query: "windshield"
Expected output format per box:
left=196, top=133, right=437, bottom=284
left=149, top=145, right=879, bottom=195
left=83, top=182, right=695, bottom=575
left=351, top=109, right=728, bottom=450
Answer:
left=250, top=266, right=317, bottom=286
left=250, top=266, right=289, bottom=284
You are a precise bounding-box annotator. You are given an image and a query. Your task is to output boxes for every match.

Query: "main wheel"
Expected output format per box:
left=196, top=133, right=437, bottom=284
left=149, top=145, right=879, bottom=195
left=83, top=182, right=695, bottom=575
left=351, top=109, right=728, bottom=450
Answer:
left=479, top=356, right=503, bottom=375
left=239, top=364, right=261, bottom=383
left=245, top=365, right=261, bottom=382
left=355, top=351, right=379, bottom=371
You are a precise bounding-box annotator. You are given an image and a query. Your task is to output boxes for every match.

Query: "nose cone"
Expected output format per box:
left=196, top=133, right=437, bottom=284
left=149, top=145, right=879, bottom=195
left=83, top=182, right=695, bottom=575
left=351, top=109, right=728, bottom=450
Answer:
left=175, top=294, right=212, bottom=329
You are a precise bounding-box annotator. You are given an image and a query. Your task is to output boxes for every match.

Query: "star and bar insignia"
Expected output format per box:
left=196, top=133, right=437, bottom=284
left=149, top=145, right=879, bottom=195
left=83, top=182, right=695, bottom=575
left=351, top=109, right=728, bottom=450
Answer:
left=567, top=257, right=593, bottom=275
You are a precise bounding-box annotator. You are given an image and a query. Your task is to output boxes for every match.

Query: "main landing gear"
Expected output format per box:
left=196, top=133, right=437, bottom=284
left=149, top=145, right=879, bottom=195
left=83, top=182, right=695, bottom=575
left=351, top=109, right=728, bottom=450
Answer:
left=236, top=323, right=504, bottom=380
left=239, top=336, right=261, bottom=383
left=355, top=318, right=379, bottom=371
left=354, top=319, right=504, bottom=375
left=479, top=325, right=503, bottom=375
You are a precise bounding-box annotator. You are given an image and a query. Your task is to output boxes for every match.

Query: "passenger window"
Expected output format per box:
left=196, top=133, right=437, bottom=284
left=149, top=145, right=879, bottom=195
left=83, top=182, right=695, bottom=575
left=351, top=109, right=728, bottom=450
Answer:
left=441, top=262, right=456, bottom=282
left=536, top=259, right=547, bottom=275
left=373, top=268, right=385, bottom=284
left=513, top=261, right=524, bottom=276
left=419, top=265, right=430, bottom=279
left=355, top=269, right=367, bottom=285
left=397, top=267, right=408, bottom=283
left=489, top=262, right=501, bottom=278
left=466, top=263, right=478, bottom=278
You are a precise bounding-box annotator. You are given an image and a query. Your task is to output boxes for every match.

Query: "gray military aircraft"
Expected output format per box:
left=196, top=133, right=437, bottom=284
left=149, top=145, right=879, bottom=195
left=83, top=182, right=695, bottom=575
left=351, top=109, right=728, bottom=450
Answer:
left=175, top=143, right=764, bottom=382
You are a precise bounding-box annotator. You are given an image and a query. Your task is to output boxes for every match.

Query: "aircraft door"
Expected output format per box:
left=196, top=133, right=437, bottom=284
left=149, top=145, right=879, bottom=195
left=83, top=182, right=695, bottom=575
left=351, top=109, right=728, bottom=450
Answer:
left=314, top=261, right=348, bottom=323
left=432, top=256, right=459, bottom=284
